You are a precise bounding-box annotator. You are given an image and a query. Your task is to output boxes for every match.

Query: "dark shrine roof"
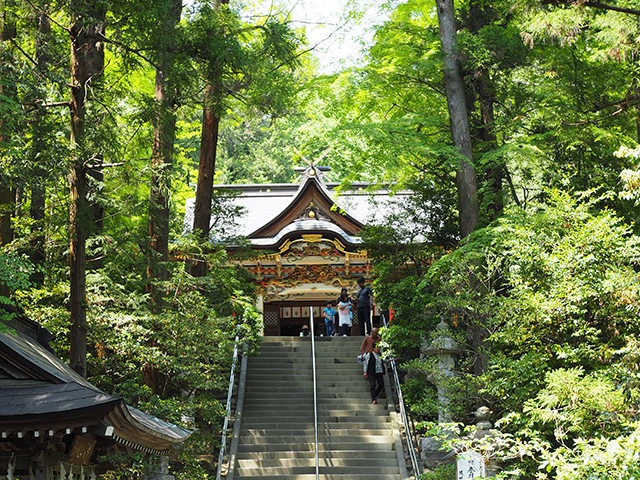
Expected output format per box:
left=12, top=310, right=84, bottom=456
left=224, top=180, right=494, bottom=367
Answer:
left=0, top=310, right=191, bottom=451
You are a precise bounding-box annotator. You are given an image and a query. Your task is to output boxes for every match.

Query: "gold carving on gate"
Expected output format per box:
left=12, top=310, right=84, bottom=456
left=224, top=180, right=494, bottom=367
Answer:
left=302, top=234, right=322, bottom=242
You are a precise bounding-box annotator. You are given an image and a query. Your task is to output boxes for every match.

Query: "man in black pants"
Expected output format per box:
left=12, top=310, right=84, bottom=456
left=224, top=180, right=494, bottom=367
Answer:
left=363, top=344, right=385, bottom=404
left=356, top=276, right=373, bottom=336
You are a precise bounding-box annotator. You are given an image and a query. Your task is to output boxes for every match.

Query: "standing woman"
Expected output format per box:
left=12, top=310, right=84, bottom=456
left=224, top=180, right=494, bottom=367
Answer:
left=356, top=276, right=373, bottom=336
left=337, top=293, right=352, bottom=336
left=363, top=344, right=385, bottom=404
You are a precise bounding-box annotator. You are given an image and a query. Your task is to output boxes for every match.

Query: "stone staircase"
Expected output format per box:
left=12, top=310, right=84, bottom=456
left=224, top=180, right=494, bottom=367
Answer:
left=230, top=336, right=403, bottom=480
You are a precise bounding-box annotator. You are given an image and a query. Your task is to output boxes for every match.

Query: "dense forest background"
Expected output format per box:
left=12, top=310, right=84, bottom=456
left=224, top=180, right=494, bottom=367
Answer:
left=1, top=0, right=640, bottom=478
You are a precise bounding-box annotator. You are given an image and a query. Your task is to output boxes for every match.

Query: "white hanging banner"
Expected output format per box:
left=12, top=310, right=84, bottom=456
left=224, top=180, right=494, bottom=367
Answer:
left=7, top=455, right=15, bottom=480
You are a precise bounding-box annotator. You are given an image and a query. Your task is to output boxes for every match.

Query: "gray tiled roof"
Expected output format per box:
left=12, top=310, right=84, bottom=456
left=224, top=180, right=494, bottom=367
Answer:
left=0, top=382, right=118, bottom=418
left=183, top=180, right=411, bottom=240
left=0, top=313, right=190, bottom=443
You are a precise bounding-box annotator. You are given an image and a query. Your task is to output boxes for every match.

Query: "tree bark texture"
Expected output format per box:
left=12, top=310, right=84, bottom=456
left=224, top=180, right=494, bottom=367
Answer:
left=468, top=0, right=503, bottom=220
left=0, top=17, right=15, bottom=249
left=148, top=0, right=183, bottom=293
left=476, top=72, right=504, bottom=219
left=68, top=2, right=106, bottom=378
left=436, top=0, right=479, bottom=238
left=29, top=10, right=51, bottom=284
left=190, top=83, right=221, bottom=277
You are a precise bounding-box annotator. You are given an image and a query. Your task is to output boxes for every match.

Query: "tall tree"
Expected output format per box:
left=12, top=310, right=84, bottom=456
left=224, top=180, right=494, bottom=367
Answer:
left=68, top=0, right=107, bottom=377
left=0, top=7, right=17, bottom=249
left=190, top=0, right=229, bottom=278
left=188, top=1, right=302, bottom=276
left=29, top=8, right=53, bottom=284
left=147, top=0, right=183, bottom=295
left=435, top=0, right=479, bottom=238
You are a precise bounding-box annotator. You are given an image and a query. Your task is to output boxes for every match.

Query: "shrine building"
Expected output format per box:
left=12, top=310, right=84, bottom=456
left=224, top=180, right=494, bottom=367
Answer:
left=0, top=308, right=191, bottom=479
left=184, top=163, right=409, bottom=336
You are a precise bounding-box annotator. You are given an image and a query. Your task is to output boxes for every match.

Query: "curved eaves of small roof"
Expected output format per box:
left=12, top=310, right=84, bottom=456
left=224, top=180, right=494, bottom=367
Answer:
left=0, top=314, right=191, bottom=449
left=249, top=219, right=362, bottom=249
left=105, top=403, right=192, bottom=452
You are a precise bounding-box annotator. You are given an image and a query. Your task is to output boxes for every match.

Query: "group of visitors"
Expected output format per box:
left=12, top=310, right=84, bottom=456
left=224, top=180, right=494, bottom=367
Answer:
left=322, top=276, right=374, bottom=337
left=305, top=276, right=387, bottom=405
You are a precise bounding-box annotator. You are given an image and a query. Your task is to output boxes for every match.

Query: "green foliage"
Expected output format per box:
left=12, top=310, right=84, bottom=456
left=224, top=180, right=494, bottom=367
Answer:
left=376, top=186, right=640, bottom=476
left=418, top=463, right=456, bottom=480
left=524, top=367, right=627, bottom=439
left=0, top=248, right=34, bottom=324
left=616, top=145, right=640, bottom=205
left=481, top=351, right=550, bottom=415
left=401, top=373, right=439, bottom=418
left=0, top=248, right=33, bottom=292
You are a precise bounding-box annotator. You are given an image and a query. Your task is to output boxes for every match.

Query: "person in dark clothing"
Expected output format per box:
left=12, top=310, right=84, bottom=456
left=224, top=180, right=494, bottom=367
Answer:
left=363, top=344, right=385, bottom=404
left=356, top=276, right=373, bottom=336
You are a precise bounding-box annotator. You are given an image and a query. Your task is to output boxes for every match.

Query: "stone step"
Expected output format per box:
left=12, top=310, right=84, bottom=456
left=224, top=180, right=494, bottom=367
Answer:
left=237, top=435, right=393, bottom=445
left=245, top=362, right=360, bottom=368
left=239, top=421, right=390, bottom=431
left=231, top=337, right=400, bottom=480
left=242, top=396, right=376, bottom=404
left=235, top=450, right=399, bottom=460
left=242, top=396, right=385, bottom=404
left=239, top=420, right=392, bottom=430
left=248, top=356, right=361, bottom=363
left=250, top=354, right=361, bottom=359
left=241, top=408, right=389, bottom=418
left=237, top=457, right=397, bottom=468
left=245, top=380, right=371, bottom=388
left=239, top=428, right=392, bottom=437
left=243, top=386, right=373, bottom=395
left=241, top=401, right=386, bottom=410
left=234, top=474, right=400, bottom=480
left=240, top=417, right=390, bottom=427
left=235, top=466, right=401, bottom=476
left=236, top=441, right=395, bottom=453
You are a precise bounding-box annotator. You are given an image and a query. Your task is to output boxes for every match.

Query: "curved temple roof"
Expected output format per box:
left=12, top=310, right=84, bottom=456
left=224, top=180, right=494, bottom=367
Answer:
left=183, top=165, right=411, bottom=248
left=0, top=312, right=191, bottom=455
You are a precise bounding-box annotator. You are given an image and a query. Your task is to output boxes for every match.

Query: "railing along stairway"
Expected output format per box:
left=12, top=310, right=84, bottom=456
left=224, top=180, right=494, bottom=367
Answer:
left=223, top=308, right=404, bottom=479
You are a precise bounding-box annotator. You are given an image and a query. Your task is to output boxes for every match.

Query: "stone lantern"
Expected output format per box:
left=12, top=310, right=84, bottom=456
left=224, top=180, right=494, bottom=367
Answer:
left=421, top=319, right=461, bottom=422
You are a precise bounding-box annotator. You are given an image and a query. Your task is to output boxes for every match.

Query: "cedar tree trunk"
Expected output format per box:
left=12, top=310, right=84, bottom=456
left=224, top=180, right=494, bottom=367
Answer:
left=148, top=0, right=183, bottom=294
left=436, top=0, right=479, bottom=238
left=68, top=3, right=106, bottom=378
left=189, top=0, right=228, bottom=277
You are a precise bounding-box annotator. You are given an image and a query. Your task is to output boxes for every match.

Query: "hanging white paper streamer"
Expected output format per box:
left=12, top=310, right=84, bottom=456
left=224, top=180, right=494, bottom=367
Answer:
left=59, top=462, right=66, bottom=480
left=7, top=455, right=15, bottom=480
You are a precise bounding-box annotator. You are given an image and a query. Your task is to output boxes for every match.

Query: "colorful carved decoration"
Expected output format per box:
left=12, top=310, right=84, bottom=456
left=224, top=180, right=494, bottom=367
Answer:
left=283, top=240, right=340, bottom=261
left=254, top=263, right=352, bottom=299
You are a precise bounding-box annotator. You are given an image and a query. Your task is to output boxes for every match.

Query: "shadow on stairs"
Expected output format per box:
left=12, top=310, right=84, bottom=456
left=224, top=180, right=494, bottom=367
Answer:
left=226, top=336, right=404, bottom=480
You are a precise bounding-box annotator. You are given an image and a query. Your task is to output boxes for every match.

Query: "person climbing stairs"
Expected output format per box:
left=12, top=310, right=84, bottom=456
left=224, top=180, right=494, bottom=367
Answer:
left=229, top=336, right=403, bottom=479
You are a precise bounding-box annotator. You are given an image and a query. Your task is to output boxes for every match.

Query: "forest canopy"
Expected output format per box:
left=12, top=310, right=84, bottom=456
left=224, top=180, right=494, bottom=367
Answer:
left=1, top=0, right=640, bottom=478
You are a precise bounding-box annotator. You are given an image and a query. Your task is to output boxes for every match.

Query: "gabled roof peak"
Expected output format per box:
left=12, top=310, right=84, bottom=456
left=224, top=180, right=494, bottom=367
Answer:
left=292, top=148, right=332, bottom=186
